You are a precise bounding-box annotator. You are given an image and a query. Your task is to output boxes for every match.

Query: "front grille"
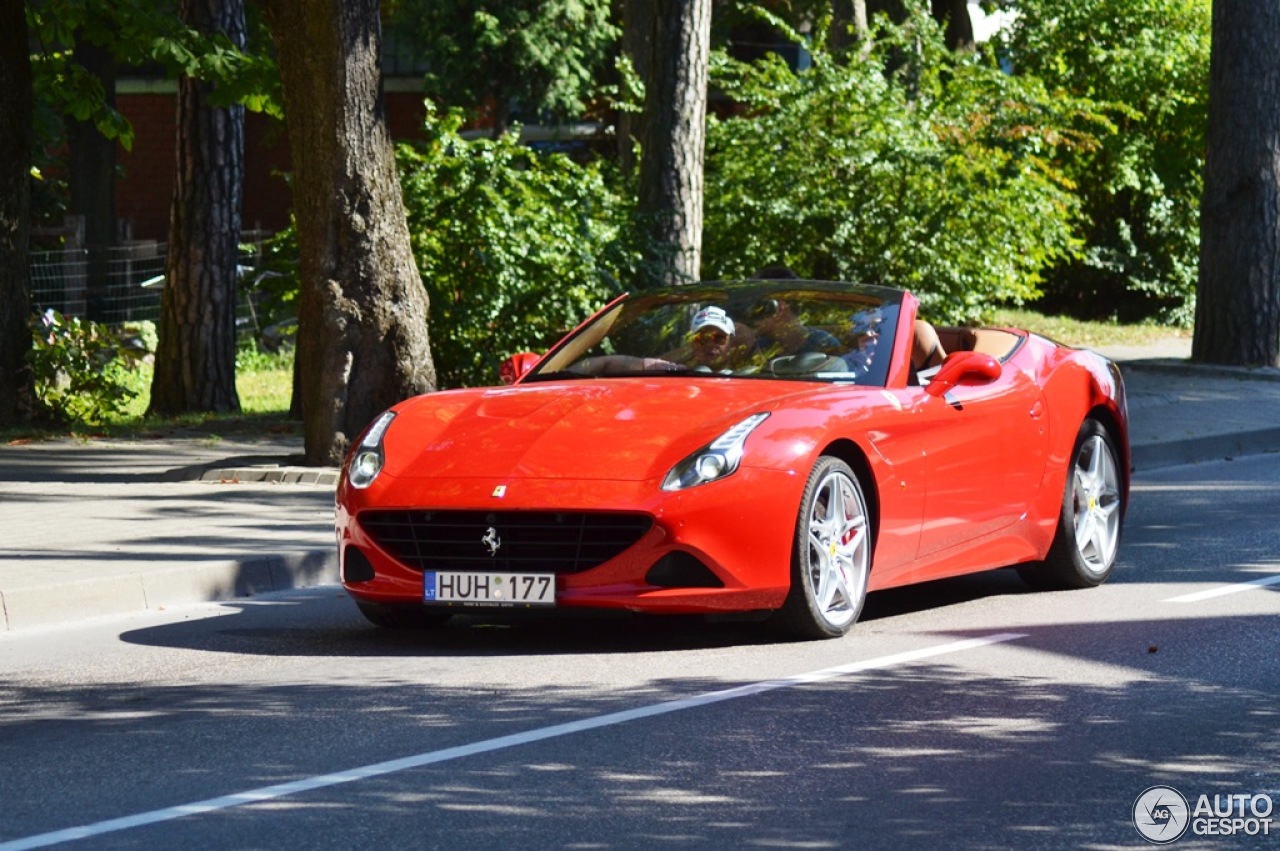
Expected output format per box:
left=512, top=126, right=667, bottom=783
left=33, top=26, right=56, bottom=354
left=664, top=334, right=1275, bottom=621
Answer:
left=359, top=510, right=654, bottom=574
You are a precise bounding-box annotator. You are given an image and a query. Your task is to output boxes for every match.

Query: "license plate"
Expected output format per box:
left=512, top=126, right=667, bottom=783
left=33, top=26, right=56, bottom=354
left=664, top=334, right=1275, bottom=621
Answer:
left=423, top=571, right=555, bottom=607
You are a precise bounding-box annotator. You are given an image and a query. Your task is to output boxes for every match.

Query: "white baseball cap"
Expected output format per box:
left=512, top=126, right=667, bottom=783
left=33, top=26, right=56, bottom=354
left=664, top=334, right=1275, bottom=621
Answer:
left=691, top=306, right=735, bottom=336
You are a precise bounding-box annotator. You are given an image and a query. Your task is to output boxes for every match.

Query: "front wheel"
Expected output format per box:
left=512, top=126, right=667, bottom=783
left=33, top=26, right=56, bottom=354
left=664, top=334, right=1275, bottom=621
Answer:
left=772, top=456, right=872, bottom=639
left=1019, top=419, right=1123, bottom=590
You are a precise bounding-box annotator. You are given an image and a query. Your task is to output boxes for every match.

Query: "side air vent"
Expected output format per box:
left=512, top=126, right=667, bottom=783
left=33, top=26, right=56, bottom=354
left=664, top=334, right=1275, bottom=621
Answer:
left=645, top=552, right=725, bottom=588
left=342, top=545, right=376, bottom=583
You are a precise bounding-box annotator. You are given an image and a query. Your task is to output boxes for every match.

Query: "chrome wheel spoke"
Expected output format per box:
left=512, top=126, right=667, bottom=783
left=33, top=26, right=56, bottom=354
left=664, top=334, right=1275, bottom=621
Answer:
left=1072, top=436, right=1120, bottom=570
left=804, top=471, right=868, bottom=627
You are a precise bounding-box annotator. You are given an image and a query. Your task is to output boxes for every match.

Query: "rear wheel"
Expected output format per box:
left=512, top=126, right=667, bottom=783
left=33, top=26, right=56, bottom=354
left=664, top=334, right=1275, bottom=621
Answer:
left=1019, top=419, right=1123, bottom=590
left=773, top=456, right=871, bottom=639
left=356, top=600, right=453, bottom=630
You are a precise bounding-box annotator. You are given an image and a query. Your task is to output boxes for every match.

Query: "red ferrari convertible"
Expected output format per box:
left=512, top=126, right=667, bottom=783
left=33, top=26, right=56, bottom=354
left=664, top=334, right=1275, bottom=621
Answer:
left=336, top=280, right=1129, bottom=639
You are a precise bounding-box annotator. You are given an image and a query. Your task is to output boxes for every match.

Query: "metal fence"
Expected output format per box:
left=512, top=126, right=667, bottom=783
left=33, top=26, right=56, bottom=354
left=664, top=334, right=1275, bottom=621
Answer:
left=29, top=237, right=276, bottom=333
left=30, top=242, right=168, bottom=325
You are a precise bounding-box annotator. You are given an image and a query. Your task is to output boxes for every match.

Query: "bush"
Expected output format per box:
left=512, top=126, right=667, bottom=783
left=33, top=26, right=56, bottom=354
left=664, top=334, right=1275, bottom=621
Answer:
left=702, top=7, right=1108, bottom=325
left=29, top=310, right=152, bottom=426
left=992, top=0, right=1210, bottom=324
left=397, top=107, right=638, bottom=387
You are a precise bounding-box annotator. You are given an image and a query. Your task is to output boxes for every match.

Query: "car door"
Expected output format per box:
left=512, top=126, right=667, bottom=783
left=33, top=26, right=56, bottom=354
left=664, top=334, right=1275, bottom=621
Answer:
left=909, top=356, right=1049, bottom=559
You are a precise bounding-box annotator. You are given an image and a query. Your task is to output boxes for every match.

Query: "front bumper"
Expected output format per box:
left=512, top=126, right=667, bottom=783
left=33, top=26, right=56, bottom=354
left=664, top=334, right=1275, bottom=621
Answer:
left=336, top=467, right=801, bottom=614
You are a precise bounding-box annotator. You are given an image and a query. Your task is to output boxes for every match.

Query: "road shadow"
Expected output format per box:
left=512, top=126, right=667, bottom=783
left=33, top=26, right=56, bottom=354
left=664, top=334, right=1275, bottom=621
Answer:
left=112, top=567, right=1039, bottom=659
left=4, top=612, right=1278, bottom=849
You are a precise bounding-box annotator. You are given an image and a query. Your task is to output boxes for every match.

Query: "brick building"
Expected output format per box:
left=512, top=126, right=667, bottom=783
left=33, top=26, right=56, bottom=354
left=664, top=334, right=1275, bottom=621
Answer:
left=115, top=78, right=430, bottom=242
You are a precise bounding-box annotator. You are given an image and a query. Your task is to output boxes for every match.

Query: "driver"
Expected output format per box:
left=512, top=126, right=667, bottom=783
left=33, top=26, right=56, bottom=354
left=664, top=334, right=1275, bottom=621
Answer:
left=570, top=305, right=742, bottom=376
left=683, top=306, right=738, bottom=371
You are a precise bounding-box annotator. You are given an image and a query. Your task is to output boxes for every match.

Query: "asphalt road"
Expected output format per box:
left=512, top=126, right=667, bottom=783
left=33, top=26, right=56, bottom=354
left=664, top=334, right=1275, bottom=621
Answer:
left=1, top=455, right=1278, bottom=850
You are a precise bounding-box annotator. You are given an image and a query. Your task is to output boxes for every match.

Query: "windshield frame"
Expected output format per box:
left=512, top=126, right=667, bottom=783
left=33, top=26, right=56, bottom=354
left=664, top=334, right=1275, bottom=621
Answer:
left=523, top=280, right=906, bottom=388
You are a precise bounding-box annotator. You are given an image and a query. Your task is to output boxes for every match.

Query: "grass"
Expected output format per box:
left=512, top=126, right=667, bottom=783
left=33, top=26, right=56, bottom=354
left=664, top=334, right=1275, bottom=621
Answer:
left=987, top=308, right=1191, bottom=348
left=4, top=347, right=298, bottom=444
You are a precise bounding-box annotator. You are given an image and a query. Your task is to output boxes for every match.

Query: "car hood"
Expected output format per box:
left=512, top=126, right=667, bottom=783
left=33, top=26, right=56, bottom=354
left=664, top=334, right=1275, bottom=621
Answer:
left=378, top=378, right=823, bottom=483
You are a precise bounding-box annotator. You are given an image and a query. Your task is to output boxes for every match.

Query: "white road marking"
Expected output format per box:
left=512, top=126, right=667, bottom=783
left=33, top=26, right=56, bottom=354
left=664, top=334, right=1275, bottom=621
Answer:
left=1164, top=573, right=1280, bottom=603
left=0, top=632, right=1025, bottom=850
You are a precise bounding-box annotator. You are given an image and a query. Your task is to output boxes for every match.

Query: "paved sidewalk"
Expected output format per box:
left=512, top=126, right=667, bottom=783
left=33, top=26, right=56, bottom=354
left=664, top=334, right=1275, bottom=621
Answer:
left=1099, top=338, right=1280, bottom=470
left=0, top=435, right=340, bottom=632
left=2, top=338, right=1279, bottom=633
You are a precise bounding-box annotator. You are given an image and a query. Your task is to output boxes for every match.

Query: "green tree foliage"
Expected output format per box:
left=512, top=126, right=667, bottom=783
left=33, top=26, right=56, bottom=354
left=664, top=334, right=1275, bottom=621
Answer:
left=24, top=0, right=277, bottom=230
left=392, top=0, right=618, bottom=136
left=27, top=0, right=277, bottom=151
left=397, top=108, right=637, bottom=387
left=993, top=0, right=1210, bottom=323
left=29, top=309, right=151, bottom=426
left=702, top=9, right=1105, bottom=324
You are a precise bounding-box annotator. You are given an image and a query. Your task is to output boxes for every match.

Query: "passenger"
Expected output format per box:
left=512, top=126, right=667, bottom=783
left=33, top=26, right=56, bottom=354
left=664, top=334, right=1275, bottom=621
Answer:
left=748, top=297, right=840, bottom=357
left=844, top=307, right=884, bottom=376
left=911, top=319, right=946, bottom=383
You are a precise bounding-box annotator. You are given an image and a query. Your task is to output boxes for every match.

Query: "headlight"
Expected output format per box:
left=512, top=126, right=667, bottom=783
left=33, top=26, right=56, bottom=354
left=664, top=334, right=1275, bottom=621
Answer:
left=346, top=410, right=396, bottom=489
left=662, top=413, right=769, bottom=491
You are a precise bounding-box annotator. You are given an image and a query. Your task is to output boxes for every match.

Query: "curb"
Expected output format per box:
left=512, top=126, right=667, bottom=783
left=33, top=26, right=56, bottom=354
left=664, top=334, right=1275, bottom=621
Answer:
left=1, top=549, right=339, bottom=633
left=1130, top=427, right=1280, bottom=473
left=1119, top=358, right=1280, bottom=382
left=196, top=466, right=341, bottom=487
left=159, top=457, right=341, bottom=487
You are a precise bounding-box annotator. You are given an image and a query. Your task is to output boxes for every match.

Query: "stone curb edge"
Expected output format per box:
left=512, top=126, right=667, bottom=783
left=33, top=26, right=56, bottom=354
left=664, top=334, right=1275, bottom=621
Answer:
left=157, top=462, right=342, bottom=487
left=1119, top=358, right=1280, bottom=382
left=1130, top=427, right=1280, bottom=473
left=198, top=466, right=341, bottom=487
left=1, top=549, right=339, bottom=633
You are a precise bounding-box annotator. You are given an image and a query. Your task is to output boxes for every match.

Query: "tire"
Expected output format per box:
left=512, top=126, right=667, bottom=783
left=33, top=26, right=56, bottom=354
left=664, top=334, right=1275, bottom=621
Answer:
left=772, top=456, right=872, bottom=639
left=1019, top=419, right=1123, bottom=590
left=356, top=600, right=453, bottom=630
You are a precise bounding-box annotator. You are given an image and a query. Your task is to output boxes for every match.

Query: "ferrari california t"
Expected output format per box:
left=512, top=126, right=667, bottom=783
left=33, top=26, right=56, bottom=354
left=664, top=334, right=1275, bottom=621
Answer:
left=336, top=280, right=1129, bottom=639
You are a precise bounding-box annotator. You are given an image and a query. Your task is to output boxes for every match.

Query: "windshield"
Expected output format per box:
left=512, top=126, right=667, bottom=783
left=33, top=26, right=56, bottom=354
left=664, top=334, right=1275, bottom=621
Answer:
left=526, top=281, right=902, bottom=387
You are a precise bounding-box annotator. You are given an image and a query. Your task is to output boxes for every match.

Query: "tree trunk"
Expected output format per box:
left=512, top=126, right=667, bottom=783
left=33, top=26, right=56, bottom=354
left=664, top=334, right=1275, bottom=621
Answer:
left=149, top=0, right=246, bottom=415
left=865, top=0, right=973, bottom=50
left=830, top=0, right=869, bottom=54
left=931, top=0, right=974, bottom=51
left=636, top=0, right=712, bottom=287
left=0, top=3, right=34, bottom=426
left=618, top=0, right=654, bottom=174
left=263, top=0, right=436, bottom=465
left=67, top=39, right=117, bottom=322
left=1194, top=1, right=1280, bottom=367
left=866, top=0, right=908, bottom=24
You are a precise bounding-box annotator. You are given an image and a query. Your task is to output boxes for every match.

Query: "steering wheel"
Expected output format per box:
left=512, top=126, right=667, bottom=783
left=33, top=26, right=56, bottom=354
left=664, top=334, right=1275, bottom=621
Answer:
left=770, top=351, right=837, bottom=376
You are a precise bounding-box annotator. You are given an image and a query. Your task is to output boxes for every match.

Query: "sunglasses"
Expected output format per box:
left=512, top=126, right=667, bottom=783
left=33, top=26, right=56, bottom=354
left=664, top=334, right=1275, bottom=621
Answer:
left=692, top=328, right=730, bottom=345
left=749, top=298, right=780, bottom=320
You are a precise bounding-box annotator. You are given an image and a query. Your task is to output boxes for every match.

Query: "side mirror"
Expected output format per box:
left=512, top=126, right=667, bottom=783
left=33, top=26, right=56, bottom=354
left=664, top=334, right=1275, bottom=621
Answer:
left=499, top=352, right=541, bottom=385
left=924, top=351, right=1001, bottom=398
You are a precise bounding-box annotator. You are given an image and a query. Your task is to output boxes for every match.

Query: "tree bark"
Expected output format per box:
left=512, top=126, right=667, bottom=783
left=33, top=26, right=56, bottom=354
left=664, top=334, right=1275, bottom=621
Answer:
left=618, top=0, right=654, bottom=174
left=0, top=3, right=34, bottom=426
left=636, top=0, right=712, bottom=287
left=263, top=0, right=436, bottom=465
left=931, top=0, right=974, bottom=51
left=67, top=39, right=118, bottom=322
left=1194, top=1, right=1280, bottom=367
left=830, top=0, right=869, bottom=54
left=865, top=0, right=973, bottom=50
left=149, top=0, right=246, bottom=415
